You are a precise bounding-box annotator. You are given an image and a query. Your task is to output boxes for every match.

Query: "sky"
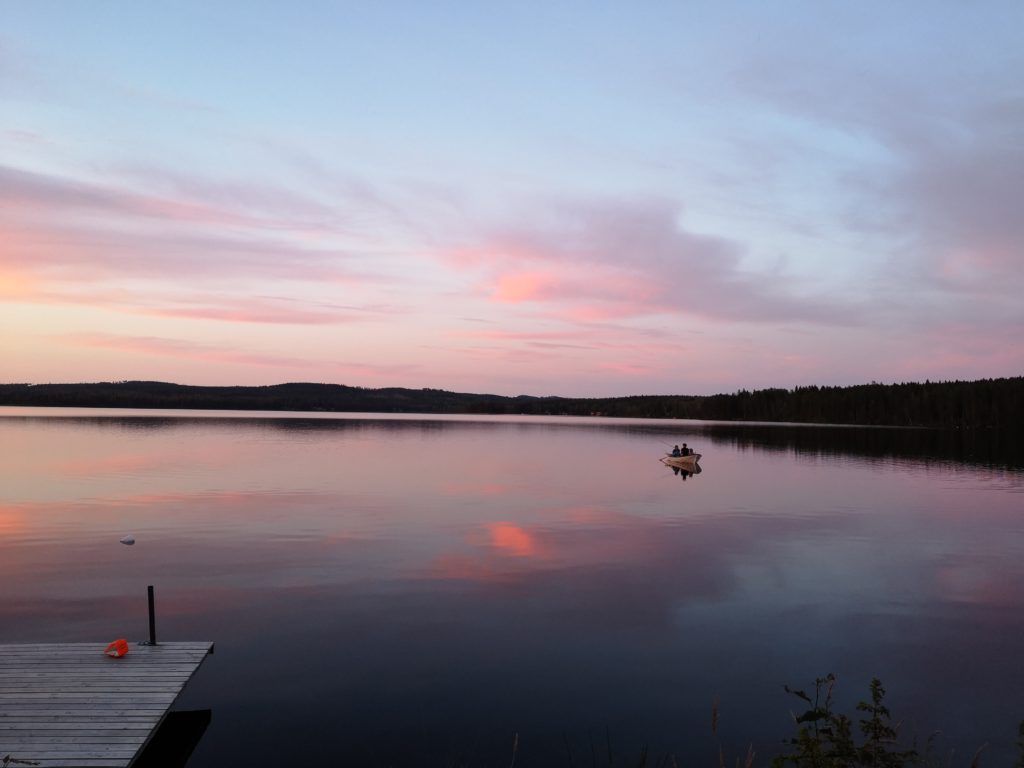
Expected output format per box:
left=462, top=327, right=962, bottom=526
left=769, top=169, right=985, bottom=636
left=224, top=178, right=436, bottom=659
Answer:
left=2, top=2, right=1022, bottom=398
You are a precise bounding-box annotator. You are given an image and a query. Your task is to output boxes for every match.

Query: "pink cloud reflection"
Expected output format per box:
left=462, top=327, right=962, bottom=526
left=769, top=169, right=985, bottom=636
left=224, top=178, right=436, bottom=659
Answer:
left=488, top=522, right=542, bottom=558
left=0, top=506, right=27, bottom=537
left=439, top=481, right=517, bottom=497
left=51, top=453, right=170, bottom=477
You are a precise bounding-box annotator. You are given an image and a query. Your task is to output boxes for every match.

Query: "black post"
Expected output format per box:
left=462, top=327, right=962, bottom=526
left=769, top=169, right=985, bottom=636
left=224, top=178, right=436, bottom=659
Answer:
left=147, top=585, right=158, bottom=646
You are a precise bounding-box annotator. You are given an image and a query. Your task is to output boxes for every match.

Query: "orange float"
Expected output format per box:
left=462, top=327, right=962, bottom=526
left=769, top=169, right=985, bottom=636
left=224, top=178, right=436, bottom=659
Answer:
left=104, top=638, right=130, bottom=658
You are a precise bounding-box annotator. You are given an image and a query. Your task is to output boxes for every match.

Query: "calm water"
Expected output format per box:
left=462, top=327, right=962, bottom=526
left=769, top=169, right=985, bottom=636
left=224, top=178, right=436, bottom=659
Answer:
left=2, top=408, right=1022, bottom=766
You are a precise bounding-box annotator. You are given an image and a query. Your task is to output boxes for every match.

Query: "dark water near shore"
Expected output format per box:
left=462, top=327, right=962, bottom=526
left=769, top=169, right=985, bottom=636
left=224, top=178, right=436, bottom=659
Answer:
left=2, top=408, right=1022, bottom=766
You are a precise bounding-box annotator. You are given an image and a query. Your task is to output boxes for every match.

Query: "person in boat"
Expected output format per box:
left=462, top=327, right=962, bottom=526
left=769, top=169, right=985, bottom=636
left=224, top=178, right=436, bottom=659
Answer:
left=671, top=445, right=681, bottom=457
left=681, top=443, right=690, bottom=456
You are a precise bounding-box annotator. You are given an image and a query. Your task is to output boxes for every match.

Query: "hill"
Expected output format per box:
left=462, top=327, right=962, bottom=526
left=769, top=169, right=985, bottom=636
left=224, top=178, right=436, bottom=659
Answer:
left=0, top=377, right=1021, bottom=429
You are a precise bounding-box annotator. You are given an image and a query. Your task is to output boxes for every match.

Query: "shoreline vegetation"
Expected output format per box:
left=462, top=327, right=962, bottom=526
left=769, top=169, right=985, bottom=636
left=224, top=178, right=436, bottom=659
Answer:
left=722, top=674, right=1022, bottom=768
left=3, top=675, right=1017, bottom=767
left=0, top=377, right=1020, bottom=430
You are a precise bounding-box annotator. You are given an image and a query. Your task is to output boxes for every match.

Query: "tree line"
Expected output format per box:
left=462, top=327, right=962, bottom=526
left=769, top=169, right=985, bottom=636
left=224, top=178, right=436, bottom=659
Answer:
left=0, top=377, right=1020, bottom=429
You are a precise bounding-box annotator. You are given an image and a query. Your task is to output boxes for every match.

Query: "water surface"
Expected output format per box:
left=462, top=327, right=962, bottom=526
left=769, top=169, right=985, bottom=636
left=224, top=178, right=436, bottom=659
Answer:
left=1, top=408, right=1022, bottom=765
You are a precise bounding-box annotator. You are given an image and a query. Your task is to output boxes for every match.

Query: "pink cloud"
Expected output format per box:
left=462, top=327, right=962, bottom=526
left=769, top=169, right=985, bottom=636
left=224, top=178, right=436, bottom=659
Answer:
left=462, top=334, right=598, bottom=352
left=2, top=129, right=50, bottom=146
left=0, top=266, right=37, bottom=298
left=0, top=164, right=409, bottom=289
left=1, top=216, right=360, bottom=286
left=3, top=273, right=393, bottom=325
left=492, top=272, right=555, bottom=303
left=888, top=322, right=1024, bottom=382
left=597, top=361, right=660, bottom=376
left=61, top=333, right=321, bottom=370
left=440, top=199, right=861, bottom=326
left=132, top=295, right=383, bottom=325
left=736, top=53, right=1024, bottom=333
left=327, top=360, right=423, bottom=380
left=138, top=306, right=343, bottom=325
left=448, top=326, right=697, bottom=383
left=0, top=163, right=334, bottom=235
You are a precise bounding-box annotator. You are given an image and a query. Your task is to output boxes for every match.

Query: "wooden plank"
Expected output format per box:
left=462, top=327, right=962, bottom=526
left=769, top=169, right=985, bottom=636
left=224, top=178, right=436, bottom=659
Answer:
left=0, top=679, right=195, bottom=687
left=0, top=641, right=213, bottom=768
left=0, top=699, right=178, bottom=705
left=0, top=670, right=198, bottom=675
left=0, top=683, right=191, bottom=688
left=0, top=654, right=210, bottom=662
left=0, top=741, right=148, bottom=745
left=0, top=712, right=165, bottom=719
left=1, top=691, right=184, bottom=698
left=0, top=663, right=204, bottom=668
left=0, top=646, right=209, bottom=652
left=0, top=650, right=210, bottom=658
left=0, top=729, right=157, bottom=733
left=0, top=655, right=209, bottom=662
left=0, top=712, right=167, bottom=720
left=2, top=749, right=138, bottom=761
left=0, top=652, right=207, bottom=658
left=0, top=659, right=203, bottom=664
left=0, top=656, right=208, bottom=665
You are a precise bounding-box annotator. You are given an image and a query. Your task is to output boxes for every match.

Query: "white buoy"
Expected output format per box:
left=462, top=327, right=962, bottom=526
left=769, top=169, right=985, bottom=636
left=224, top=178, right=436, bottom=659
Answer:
left=120, top=535, right=135, bottom=545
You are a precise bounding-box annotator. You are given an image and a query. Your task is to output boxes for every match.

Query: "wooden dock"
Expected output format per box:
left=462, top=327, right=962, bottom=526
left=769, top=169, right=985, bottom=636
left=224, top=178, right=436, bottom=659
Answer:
left=0, top=642, right=214, bottom=768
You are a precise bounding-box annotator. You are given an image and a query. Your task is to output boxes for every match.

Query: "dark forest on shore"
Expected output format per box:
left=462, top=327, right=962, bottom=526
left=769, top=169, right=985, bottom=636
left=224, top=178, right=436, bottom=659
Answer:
left=1, top=377, right=1020, bottom=429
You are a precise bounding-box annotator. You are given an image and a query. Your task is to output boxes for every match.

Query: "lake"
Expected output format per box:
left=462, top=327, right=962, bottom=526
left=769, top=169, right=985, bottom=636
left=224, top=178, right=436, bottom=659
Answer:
left=1, top=408, right=1022, bottom=766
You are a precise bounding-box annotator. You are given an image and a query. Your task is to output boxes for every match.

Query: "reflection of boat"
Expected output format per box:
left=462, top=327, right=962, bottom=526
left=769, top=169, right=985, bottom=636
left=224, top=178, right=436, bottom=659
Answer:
left=660, top=453, right=701, bottom=468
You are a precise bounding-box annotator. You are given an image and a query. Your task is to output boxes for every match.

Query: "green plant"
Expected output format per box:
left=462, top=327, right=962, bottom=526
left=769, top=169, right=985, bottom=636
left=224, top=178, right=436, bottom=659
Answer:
left=771, top=674, right=919, bottom=768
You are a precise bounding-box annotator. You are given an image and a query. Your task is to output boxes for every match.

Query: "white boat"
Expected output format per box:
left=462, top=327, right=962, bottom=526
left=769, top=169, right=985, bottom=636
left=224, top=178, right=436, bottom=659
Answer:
left=660, top=453, right=701, bottom=468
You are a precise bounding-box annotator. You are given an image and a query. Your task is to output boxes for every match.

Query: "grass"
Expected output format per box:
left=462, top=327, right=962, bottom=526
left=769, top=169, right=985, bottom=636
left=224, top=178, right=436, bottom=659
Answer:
left=715, top=674, right=1021, bottom=768
left=551, top=674, right=1021, bottom=768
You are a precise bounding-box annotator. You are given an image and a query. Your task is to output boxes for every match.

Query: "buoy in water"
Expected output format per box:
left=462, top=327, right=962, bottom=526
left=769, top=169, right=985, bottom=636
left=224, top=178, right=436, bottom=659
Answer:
left=120, top=535, right=135, bottom=545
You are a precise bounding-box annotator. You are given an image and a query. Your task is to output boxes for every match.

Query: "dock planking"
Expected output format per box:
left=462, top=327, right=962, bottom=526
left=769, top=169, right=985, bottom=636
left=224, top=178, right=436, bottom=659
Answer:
left=0, top=642, right=213, bottom=768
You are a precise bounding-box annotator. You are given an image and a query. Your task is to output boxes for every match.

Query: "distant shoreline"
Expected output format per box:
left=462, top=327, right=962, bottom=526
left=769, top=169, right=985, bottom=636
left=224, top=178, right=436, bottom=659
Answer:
left=0, top=405, right=908, bottom=431
left=1, top=377, right=1020, bottom=429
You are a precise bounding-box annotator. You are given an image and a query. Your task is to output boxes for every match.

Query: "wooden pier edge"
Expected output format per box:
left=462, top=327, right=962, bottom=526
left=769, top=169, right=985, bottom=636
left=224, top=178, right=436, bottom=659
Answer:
left=0, top=641, right=214, bottom=768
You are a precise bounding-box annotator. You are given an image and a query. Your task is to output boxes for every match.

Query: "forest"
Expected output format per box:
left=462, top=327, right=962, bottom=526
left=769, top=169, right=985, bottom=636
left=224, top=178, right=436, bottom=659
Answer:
left=1, top=377, right=1020, bottom=429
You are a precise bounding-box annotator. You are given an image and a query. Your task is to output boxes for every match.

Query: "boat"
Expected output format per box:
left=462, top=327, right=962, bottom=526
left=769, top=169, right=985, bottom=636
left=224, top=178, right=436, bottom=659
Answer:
left=660, top=453, right=701, bottom=468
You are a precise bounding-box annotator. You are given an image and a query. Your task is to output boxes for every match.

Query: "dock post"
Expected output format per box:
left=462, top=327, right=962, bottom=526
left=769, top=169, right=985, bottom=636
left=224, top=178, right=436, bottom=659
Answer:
left=147, top=584, right=158, bottom=645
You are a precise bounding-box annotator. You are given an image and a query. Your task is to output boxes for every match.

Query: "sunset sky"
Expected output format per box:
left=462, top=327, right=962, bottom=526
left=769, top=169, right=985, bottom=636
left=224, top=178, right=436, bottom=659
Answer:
left=3, top=2, right=1022, bottom=397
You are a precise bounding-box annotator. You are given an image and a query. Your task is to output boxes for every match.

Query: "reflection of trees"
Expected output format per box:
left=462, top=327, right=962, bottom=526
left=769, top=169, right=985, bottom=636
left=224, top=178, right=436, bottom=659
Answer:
left=694, top=422, right=1024, bottom=471
left=630, top=421, right=1021, bottom=472
left=5, top=407, right=1022, bottom=471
